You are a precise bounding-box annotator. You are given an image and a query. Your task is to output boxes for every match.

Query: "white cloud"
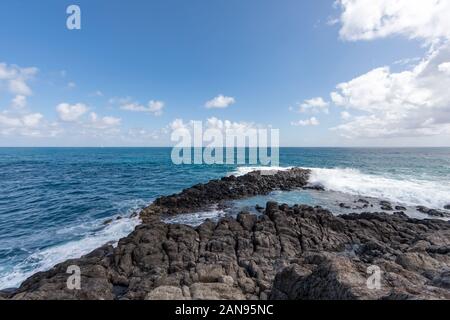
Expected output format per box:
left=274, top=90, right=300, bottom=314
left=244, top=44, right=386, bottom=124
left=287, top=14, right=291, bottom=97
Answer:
left=120, top=100, right=165, bottom=116
left=205, top=95, right=236, bottom=109
left=12, top=95, right=27, bottom=109
left=0, top=63, right=38, bottom=81
left=22, top=113, right=43, bottom=127
left=170, top=118, right=187, bottom=131
left=331, top=44, right=450, bottom=138
left=0, top=63, right=37, bottom=111
left=205, top=117, right=257, bottom=132
left=56, top=103, right=88, bottom=122
left=88, top=112, right=121, bottom=129
left=438, top=61, right=450, bottom=75
left=8, top=79, right=32, bottom=96
left=0, top=63, right=53, bottom=138
left=0, top=113, right=22, bottom=127
left=296, top=97, right=330, bottom=114
left=336, top=0, right=450, bottom=43
left=328, top=1, right=450, bottom=140
left=0, top=112, right=47, bottom=137
left=340, top=111, right=352, bottom=120
left=169, top=117, right=260, bottom=134
left=291, top=117, right=320, bottom=127
left=147, top=100, right=164, bottom=116
left=67, top=82, right=76, bottom=89
left=394, top=57, right=421, bottom=66
left=120, top=103, right=145, bottom=112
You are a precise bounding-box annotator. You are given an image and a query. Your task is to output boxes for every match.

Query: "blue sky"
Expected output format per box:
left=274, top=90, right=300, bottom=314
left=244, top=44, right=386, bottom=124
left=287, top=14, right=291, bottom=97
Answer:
left=2, top=0, right=450, bottom=147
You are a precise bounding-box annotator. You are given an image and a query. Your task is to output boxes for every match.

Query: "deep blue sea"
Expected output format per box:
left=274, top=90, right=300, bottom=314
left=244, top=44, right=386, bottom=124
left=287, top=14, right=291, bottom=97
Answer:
left=1, top=147, right=450, bottom=289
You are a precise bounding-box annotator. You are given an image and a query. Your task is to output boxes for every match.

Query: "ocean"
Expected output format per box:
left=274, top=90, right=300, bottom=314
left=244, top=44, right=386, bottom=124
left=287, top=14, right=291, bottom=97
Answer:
left=1, top=147, right=450, bottom=289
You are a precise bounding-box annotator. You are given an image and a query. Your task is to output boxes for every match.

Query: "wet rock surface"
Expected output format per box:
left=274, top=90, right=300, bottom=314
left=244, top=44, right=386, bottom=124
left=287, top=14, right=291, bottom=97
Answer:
left=417, top=206, right=450, bottom=218
left=2, top=168, right=450, bottom=300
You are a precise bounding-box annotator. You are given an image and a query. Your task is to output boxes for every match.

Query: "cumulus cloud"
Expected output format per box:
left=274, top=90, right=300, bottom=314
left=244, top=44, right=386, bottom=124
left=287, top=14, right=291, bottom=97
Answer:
left=340, top=111, right=352, bottom=120
left=0, top=113, right=23, bottom=128
left=0, top=63, right=59, bottom=139
left=336, top=0, right=450, bottom=43
left=327, top=0, right=450, bottom=140
left=22, top=113, right=44, bottom=127
left=12, top=95, right=27, bottom=109
left=331, top=45, right=450, bottom=138
left=120, top=100, right=165, bottom=116
left=169, top=118, right=187, bottom=131
left=294, top=97, right=330, bottom=114
left=205, top=95, right=236, bottom=109
left=9, top=79, right=32, bottom=96
left=169, top=117, right=261, bottom=134
left=291, top=117, right=320, bottom=127
left=438, top=62, right=450, bottom=75
left=0, top=112, right=50, bottom=137
left=0, top=63, right=38, bottom=108
left=56, top=103, right=89, bottom=122
left=88, top=112, right=121, bottom=129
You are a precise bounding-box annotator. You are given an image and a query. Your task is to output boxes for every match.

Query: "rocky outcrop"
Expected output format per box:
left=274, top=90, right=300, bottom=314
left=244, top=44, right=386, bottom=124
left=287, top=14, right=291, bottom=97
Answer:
left=4, top=204, right=449, bottom=300
left=140, top=168, right=310, bottom=220
left=2, top=168, right=450, bottom=300
left=416, top=206, right=450, bottom=218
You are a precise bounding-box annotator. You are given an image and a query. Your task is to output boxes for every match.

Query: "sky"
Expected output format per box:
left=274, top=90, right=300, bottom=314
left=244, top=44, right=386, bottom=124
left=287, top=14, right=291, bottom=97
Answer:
left=1, top=0, right=450, bottom=147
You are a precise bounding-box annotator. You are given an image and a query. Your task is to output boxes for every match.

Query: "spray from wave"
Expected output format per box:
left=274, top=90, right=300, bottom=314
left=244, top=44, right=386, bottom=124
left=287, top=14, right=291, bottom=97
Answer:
left=308, top=167, right=450, bottom=209
left=232, top=166, right=450, bottom=210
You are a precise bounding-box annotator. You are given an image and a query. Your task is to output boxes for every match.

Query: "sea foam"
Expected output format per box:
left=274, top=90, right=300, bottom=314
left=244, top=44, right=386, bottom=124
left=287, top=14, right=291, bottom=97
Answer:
left=232, top=166, right=450, bottom=210
left=0, top=208, right=141, bottom=290
left=308, top=167, right=450, bottom=209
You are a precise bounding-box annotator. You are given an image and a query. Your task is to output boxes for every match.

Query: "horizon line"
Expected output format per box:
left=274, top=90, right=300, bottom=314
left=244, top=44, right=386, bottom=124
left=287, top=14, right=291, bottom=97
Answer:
left=1, top=146, right=450, bottom=149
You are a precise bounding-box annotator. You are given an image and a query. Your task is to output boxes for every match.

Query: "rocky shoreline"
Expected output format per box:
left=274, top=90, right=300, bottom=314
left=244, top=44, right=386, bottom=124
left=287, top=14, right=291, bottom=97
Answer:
left=1, top=168, right=449, bottom=300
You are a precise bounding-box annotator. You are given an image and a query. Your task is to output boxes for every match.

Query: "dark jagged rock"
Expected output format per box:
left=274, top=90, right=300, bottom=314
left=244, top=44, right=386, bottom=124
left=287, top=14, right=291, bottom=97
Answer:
left=140, top=168, right=310, bottom=221
left=444, top=205, right=450, bottom=210
left=255, top=204, right=264, bottom=212
left=417, top=206, right=450, bottom=218
left=353, top=199, right=369, bottom=209
left=380, top=201, right=393, bottom=211
left=2, top=168, right=449, bottom=300
left=303, top=183, right=325, bottom=191
left=4, top=205, right=449, bottom=300
left=339, top=203, right=351, bottom=209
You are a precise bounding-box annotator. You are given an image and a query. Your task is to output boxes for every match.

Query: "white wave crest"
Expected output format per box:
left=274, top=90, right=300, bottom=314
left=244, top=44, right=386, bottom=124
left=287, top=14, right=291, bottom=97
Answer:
left=0, top=209, right=141, bottom=290
left=308, top=167, right=450, bottom=209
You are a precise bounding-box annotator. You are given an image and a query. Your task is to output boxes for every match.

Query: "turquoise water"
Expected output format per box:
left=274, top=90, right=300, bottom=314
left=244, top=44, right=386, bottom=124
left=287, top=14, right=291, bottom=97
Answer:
left=1, top=147, right=450, bottom=289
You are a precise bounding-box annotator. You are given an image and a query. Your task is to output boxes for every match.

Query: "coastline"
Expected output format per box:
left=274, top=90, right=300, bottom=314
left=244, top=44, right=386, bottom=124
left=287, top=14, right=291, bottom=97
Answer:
left=1, top=168, right=449, bottom=300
